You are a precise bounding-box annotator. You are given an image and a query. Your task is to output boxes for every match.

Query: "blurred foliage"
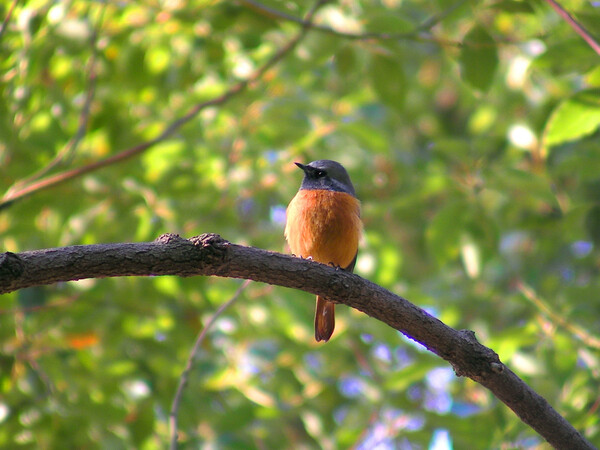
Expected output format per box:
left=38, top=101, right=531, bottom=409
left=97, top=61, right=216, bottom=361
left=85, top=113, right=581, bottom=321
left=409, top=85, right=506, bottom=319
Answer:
left=1, top=0, right=600, bottom=448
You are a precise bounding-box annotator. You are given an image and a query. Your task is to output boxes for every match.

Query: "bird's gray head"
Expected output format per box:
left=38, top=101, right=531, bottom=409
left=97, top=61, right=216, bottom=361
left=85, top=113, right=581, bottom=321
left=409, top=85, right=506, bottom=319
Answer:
left=295, top=160, right=356, bottom=197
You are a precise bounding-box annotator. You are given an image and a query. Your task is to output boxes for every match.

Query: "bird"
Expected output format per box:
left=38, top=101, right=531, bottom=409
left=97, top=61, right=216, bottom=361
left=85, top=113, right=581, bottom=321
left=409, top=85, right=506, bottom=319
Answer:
left=285, top=160, right=362, bottom=342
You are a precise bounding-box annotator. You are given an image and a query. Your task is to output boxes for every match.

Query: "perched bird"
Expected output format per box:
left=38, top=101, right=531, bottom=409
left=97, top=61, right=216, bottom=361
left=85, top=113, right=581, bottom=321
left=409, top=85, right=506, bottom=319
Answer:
left=285, top=160, right=362, bottom=342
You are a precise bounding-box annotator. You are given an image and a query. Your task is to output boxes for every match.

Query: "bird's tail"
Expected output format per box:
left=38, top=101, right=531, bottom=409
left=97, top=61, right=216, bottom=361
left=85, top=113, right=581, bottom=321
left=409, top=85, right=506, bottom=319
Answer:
left=314, top=296, right=335, bottom=342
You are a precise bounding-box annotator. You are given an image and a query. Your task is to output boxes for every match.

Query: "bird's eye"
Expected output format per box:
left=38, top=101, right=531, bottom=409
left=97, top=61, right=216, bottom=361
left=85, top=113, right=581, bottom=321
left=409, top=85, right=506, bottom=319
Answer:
left=315, top=170, right=326, bottom=178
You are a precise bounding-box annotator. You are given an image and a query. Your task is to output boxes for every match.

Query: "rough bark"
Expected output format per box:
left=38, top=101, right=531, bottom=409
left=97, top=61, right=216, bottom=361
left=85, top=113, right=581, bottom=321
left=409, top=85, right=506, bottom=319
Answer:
left=0, top=233, right=594, bottom=449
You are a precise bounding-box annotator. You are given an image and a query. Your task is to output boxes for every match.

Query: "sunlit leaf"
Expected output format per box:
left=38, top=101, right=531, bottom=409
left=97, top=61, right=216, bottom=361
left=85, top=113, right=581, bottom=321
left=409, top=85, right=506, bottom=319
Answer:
left=544, top=89, right=600, bottom=147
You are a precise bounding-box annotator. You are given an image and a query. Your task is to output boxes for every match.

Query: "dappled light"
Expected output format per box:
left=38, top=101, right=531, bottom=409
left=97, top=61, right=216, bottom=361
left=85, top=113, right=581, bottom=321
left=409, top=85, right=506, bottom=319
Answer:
left=1, top=0, right=600, bottom=448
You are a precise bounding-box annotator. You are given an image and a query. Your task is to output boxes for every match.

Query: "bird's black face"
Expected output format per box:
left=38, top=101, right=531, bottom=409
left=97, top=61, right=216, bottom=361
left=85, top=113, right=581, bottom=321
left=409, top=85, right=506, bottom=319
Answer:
left=296, top=160, right=356, bottom=196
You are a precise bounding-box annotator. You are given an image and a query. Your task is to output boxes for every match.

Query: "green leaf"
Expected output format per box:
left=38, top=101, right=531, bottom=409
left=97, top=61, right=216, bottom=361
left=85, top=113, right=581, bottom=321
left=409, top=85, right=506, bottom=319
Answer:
left=491, top=0, right=535, bottom=14
left=459, top=25, right=498, bottom=92
left=426, top=201, right=468, bottom=265
left=340, top=120, right=388, bottom=153
left=585, top=205, right=600, bottom=245
left=129, top=399, right=155, bottom=446
left=364, top=12, right=414, bottom=34
left=334, top=45, right=357, bottom=76
left=369, top=53, right=406, bottom=109
left=544, top=89, right=600, bottom=147
left=532, top=39, right=598, bottom=74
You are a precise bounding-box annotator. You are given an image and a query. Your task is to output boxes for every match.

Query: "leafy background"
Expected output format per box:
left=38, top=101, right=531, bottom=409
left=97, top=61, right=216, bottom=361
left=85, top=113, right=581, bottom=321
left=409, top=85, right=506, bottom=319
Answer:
left=1, top=0, right=600, bottom=448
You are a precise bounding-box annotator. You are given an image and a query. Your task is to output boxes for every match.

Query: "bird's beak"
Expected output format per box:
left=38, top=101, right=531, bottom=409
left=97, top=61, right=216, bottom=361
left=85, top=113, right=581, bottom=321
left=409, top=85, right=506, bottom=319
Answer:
left=294, top=162, right=307, bottom=172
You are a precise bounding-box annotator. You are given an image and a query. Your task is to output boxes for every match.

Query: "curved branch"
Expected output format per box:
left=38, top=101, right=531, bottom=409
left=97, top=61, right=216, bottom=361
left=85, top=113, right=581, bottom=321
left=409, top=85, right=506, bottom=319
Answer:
left=241, top=0, right=467, bottom=42
left=0, top=0, right=326, bottom=211
left=0, top=233, right=594, bottom=449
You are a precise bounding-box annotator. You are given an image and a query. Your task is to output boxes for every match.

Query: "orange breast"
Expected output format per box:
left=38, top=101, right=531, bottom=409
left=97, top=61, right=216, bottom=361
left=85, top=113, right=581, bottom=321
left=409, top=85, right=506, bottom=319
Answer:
left=285, top=190, right=362, bottom=269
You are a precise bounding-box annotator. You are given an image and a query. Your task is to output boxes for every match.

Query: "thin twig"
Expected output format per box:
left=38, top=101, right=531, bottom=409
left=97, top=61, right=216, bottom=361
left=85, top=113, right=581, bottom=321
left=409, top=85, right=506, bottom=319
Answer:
left=0, top=0, right=20, bottom=41
left=168, top=7, right=324, bottom=445
left=7, top=6, right=106, bottom=193
left=241, top=0, right=467, bottom=42
left=0, top=0, right=325, bottom=210
left=543, top=0, right=600, bottom=56
left=13, top=310, right=56, bottom=397
left=417, top=0, right=467, bottom=32
left=241, top=0, right=556, bottom=49
left=517, top=279, right=600, bottom=350
left=0, top=296, right=78, bottom=314
left=168, top=280, right=251, bottom=450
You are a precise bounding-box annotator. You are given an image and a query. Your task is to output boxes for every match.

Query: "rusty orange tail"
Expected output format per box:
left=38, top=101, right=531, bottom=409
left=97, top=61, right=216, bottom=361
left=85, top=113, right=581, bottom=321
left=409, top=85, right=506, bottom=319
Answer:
left=315, top=296, right=335, bottom=342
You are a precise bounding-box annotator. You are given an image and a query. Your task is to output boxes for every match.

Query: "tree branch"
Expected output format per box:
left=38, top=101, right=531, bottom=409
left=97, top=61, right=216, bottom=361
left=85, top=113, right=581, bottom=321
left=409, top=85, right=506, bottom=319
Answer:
left=0, top=0, right=326, bottom=211
left=543, top=0, right=600, bottom=56
left=0, top=0, right=20, bottom=42
left=6, top=5, right=106, bottom=192
left=0, top=233, right=594, bottom=449
left=169, top=279, right=250, bottom=450
left=240, top=0, right=467, bottom=43
left=241, top=0, right=557, bottom=49
left=517, top=279, right=600, bottom=350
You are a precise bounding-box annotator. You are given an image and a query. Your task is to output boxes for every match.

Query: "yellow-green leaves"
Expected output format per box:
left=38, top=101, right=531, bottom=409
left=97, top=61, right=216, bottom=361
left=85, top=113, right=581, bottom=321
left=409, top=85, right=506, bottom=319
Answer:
left=544, top=89, right=600, bottom=147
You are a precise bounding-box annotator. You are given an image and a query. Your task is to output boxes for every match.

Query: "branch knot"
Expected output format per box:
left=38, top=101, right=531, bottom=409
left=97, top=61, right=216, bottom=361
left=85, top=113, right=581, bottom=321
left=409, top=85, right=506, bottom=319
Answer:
left=189, top=234, right=230, bottom=270
left=156, top=233, right=184, bottom=244
left=190, top=233, right=229, bottom=248
left=0, top=252, right=24, bottom=279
